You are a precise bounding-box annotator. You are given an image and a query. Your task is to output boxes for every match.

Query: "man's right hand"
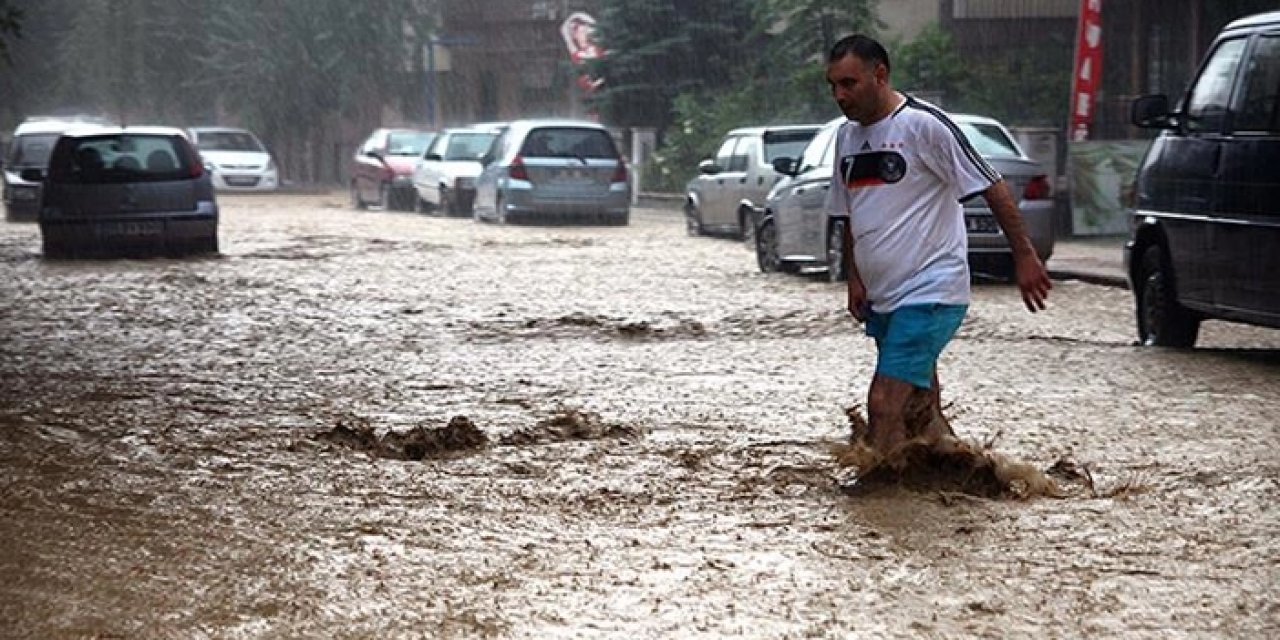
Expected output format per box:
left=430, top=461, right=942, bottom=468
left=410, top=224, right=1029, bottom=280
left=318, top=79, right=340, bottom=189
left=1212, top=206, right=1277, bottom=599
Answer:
left=847, top=277, right=869, bottom=321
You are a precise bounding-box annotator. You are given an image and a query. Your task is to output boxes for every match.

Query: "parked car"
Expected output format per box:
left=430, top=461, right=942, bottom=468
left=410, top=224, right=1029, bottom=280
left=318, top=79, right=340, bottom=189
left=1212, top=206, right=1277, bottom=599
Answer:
left=684, top=124, right=820, bottom=240
left=1125, top=10, right=1280, bottom=347
left=4, top=116, right=112, bottom=221
left=473, top=119, right=630, bottom=225
left=24, top=125, right=218, bottom=258
left=412, top=124, right=505, bottom=216
left=187, top=126, right=278, bottom=192
left=756, top=112, right=1055, bottom=280
left=350, top=128, right=435, bottom=211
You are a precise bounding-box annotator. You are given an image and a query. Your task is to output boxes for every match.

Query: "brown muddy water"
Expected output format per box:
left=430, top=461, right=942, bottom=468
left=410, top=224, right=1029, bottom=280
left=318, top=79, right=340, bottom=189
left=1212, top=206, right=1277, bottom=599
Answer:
left=1, top=194, right=1278, bottom=638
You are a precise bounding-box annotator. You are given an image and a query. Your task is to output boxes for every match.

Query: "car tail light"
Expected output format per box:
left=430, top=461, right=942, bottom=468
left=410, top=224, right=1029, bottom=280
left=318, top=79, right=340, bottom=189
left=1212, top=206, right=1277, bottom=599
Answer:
left=180, top=139, right=204, bottom=178
left=611, top=157, right=628, bottom=183
left=1023, top=175, right=1050, bottom=200
left=509, top=155, right=529, bottom=181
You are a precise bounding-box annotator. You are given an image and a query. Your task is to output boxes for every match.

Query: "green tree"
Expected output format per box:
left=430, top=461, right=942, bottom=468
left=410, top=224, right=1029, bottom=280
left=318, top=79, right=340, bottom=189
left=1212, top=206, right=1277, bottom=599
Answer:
left=888, top=23, right=970, bottom=107
left=590, top=0, right=757, bottom=130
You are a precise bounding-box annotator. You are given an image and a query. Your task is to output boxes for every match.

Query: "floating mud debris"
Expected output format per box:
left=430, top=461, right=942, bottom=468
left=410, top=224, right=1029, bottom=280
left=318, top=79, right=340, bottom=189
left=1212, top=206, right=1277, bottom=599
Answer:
left=499, top=407, right=640, bottom=446
left=316, top=408, right=640, bottom=460
left=834, top=405, right=1062, bottom=499
left=317, top=415, right=488, bottom=460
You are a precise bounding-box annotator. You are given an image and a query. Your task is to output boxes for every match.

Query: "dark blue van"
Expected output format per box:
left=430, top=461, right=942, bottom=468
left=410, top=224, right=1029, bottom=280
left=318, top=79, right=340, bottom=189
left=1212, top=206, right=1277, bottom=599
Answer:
left=1126, top=11, right=1280, bottom=347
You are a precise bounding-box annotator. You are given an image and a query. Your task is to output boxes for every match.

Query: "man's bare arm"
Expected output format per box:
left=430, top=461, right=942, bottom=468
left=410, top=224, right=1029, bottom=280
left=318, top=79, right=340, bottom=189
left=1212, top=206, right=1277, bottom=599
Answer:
left=842, top=219, right=869, bottom=320
left=982, top=180, right=1051, bottom=312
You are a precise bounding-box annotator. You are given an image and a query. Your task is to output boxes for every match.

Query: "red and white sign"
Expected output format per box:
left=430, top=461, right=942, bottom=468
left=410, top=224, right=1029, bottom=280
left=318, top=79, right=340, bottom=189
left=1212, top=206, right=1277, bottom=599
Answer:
left=560, top=12, right=604, bottom=94
left=1070, top=0, right=1104, bottom=141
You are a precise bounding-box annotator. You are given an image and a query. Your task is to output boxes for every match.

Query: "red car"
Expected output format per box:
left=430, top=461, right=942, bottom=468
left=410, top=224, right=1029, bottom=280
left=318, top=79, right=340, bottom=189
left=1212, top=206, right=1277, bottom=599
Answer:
left=349, top=128, right=435, bottom=211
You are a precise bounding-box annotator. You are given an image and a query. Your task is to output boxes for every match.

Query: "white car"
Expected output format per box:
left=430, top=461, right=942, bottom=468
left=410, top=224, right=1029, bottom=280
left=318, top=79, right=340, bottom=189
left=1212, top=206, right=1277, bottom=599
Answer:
left=412, top=124, right=504, bottom=215
left=187, top=126, right=278, bottom=192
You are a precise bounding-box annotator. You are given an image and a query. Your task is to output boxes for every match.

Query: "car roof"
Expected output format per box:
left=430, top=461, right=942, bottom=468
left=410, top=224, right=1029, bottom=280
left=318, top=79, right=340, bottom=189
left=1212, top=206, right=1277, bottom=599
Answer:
left=1223, top=10, right=1280, bottom=34
left=58, top=125, right=190, bottom=138
left=14, top=116, right=114, bottom=136
left=725, top=124, right=823, bottom=137
left=188, top=126, right=258, bottom=135
left=506, top=118, right=609, bottom=134
left=949, top=113, right=1005, bottom=127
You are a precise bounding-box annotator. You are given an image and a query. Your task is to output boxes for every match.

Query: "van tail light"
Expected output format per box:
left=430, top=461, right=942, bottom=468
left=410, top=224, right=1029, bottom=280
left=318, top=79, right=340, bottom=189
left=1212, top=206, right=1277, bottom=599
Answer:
left=611, top=157, right=628, bottom=183
left=1023, top=175, right=1051, bottom=200
left=509, top=155, right=529, bottom=181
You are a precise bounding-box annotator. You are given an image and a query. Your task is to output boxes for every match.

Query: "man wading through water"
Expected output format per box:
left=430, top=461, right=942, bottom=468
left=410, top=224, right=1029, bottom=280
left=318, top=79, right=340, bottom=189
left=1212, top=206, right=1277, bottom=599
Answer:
left=825, top=34, right=1052, bottom=457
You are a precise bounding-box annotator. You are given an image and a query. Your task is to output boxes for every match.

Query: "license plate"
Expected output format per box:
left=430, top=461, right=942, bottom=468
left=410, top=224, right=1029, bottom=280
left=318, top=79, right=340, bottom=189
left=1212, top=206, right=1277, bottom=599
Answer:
left=965, top=215, right=1000, bottom=234
left=552, top=169, right=592, bottom=184
left=96, top=220, right=162, bottom=238
left=226, top=176, right=259, bottom=187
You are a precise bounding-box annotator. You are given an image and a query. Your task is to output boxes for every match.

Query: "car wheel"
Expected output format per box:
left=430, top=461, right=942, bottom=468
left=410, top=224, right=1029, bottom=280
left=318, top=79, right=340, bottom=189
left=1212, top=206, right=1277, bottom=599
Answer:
left=684, top=202, right=703, bottom=236
left=441, top=187, right=456, bottom=216
left=739, top=207, right=756, bottom=247
left=756, top=218, right=783, bottom=273
left=1136, top=245, right=1200, bottom=347
left=826, top=219, right=848, bottom=282
left=351, top=181, right=366, bottom=210
left=376, top=183, right=390, bottom=210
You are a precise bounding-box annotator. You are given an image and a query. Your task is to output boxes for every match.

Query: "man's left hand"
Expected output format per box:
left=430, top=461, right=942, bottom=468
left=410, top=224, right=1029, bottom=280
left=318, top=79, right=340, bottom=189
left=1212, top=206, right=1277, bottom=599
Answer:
left=1015, top=253, right=1051, bottom=312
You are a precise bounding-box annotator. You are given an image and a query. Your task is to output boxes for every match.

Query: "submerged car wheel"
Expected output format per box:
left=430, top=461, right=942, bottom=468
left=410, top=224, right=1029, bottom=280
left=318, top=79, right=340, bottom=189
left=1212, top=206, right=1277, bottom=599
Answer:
left=826, top=219, right=848, bottom=282
left=376, top=183, right=390, bottom=210
left=350, top=181, right=367, bottom=210
left=738, top=207, right=755, bottom=247
left=1137, top=245, right=1200, bottom=347
left=684, top=202, right=703, bottom=236
left=756, top=219, right=782, bottom=273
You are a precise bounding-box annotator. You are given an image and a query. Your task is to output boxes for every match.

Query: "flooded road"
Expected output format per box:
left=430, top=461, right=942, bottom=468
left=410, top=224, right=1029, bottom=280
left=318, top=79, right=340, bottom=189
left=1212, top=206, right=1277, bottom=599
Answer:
left=2, top=193, right=1278, bottom=638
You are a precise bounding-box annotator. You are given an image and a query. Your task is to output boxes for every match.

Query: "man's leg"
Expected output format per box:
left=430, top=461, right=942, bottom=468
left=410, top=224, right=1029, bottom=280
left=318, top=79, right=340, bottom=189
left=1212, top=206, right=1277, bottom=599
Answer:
left=866, top=372, right=915, bottom=454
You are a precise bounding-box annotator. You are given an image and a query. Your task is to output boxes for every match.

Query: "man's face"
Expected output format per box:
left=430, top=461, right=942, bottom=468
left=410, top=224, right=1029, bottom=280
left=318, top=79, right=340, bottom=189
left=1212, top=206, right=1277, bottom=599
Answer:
left=826, top=54, right=885, bottom=123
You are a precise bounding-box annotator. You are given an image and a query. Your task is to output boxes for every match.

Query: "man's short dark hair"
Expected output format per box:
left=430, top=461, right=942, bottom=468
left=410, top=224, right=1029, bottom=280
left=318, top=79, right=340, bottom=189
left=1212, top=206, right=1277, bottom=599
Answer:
left=828, top=34, right=890, bottom=75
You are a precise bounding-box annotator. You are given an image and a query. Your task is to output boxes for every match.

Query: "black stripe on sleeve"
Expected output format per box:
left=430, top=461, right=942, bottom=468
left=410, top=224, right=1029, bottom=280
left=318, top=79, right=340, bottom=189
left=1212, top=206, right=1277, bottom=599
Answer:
left=906, top=98, right=1001, bottom=185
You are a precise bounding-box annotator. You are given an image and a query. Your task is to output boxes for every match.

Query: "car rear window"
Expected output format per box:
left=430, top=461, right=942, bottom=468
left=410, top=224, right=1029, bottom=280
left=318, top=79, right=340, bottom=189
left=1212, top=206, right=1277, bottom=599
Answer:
left=957, top=122, right=1021, bottom=159
left=195, top=130, right=263, bottom=152
left=6, top=133, right=60, bottom=168
left=444, top=132, right=498, bottom=161
left=388, top=132, right=434, bottom=156
left=762, top=129, right=818, bottom=163
left=520, top=127, right=617, bottom=159
left=47, top=134, right=198, bottom=184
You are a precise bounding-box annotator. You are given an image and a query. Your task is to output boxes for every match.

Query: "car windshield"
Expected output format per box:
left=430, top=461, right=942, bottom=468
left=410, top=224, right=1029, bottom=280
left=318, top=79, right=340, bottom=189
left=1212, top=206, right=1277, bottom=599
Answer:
left=196, top=131, right=264, bottom=152
left=520, top=127, right=617, bottom=159
left=388, top=132, right=434, bottom=156
left=6, top=134, right=60, bottom=167
left=47, top=134, right=195, bottom=184
left=444, top=132, right=498, bottom=161
left=762, top=130, right=818, bottom=163
left=957, top=122, right=1021, bottom=159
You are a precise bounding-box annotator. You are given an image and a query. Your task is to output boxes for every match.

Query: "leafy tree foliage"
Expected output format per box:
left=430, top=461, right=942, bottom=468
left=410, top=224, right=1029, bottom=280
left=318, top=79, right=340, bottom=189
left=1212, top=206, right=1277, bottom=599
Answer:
left=590, top=0, right=757, bottom=130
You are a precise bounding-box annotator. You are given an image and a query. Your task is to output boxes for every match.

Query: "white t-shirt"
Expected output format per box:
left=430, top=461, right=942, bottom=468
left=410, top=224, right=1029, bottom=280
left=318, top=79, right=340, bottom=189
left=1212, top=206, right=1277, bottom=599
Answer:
left=827, top=95, right=1000, bottom=313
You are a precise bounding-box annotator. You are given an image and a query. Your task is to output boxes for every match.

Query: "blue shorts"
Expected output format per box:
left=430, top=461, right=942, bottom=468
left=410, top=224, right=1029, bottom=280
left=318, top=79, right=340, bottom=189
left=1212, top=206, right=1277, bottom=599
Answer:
left=864, top=303, right=968, bottom=389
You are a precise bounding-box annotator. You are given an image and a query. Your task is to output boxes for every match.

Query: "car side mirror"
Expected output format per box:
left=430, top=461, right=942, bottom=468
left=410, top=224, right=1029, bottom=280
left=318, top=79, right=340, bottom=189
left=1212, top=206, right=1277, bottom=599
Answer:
left=698, top=159, right=722, bottom=175
left=771, top=157, right=797, bottom=177
left=1131, top=94, right=1176, bottom=129
left=20, top=168, right=44, bottom=182
left=425, top=153, right=443, bottom=162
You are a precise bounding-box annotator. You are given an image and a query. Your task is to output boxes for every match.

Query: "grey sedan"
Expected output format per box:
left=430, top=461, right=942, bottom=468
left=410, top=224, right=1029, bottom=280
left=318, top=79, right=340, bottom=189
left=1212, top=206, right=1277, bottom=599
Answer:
left=756, top=113, right=1055, bottom=280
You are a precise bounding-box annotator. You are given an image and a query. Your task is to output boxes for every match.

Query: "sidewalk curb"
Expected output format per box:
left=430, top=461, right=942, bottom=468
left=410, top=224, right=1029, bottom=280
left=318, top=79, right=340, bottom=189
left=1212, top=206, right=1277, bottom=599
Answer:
left=1047, top=269, right=1129, bottom=290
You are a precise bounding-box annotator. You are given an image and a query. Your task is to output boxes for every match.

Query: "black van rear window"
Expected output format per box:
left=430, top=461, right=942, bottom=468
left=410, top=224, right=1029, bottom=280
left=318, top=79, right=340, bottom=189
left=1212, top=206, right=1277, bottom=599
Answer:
left=47, top=134, right=196, bottom=184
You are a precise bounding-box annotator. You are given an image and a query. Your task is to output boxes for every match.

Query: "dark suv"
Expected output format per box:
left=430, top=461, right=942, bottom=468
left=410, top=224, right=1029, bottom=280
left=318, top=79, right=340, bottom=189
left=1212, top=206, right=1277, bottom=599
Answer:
left=1126, top=10, right=1280, bottom=346
left=25, top=126, right=219, bottom=258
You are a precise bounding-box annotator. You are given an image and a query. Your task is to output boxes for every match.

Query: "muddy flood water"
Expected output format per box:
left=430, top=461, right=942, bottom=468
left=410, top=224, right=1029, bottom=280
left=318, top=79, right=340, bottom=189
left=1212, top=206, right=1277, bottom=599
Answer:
left=2, top=193, right=1278, bottom=638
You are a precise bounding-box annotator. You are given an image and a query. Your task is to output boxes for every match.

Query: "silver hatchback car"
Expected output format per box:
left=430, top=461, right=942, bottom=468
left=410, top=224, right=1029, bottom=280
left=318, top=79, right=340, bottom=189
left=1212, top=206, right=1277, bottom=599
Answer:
left=472, top=119, right=631, bottom=225
left=757, top=113, right=1055, bottom=279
